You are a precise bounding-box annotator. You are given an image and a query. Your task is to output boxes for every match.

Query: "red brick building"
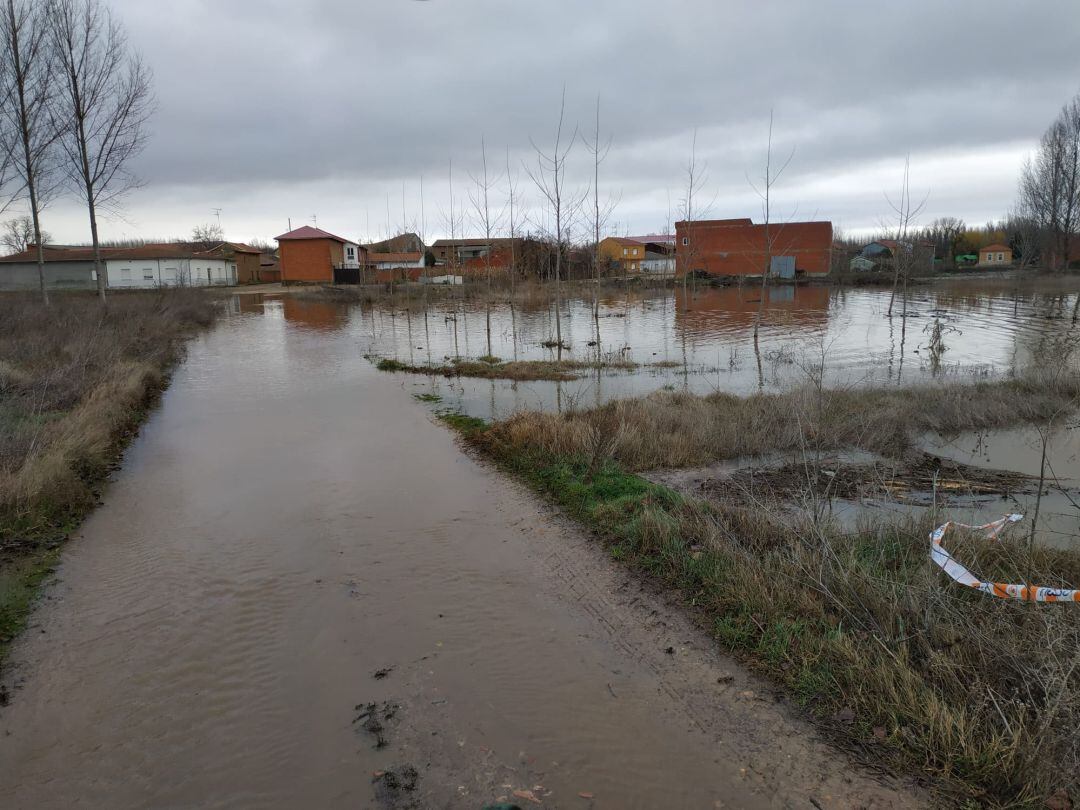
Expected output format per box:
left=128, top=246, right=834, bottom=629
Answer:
left=275, top=226, right=363, bottom=284
left=674, top=218, right=833, bottom=278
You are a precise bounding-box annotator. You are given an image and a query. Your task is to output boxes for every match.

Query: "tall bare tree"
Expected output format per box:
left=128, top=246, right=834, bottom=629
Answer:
left=581, top=94, right=616, bottom=355
left=50, top=0, right=153, bottom=302
left=1019, top=92, right=1080, bottom=270
left=678, top=128, right=708, bottom=310
left=1, top=0, right=61, bottom=304
left=747, top=110, right=795, bottom=342
left=526, top=87, right=580, bottom=360
left=1, top=213, right=48, bottom=253
left=885, top=156, right=927, bottom=316
left=469, top=136, right=503, bottom=358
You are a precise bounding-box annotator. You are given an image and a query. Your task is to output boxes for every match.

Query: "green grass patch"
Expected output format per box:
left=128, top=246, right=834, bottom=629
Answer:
left=413, top=392, right=443, bottom=403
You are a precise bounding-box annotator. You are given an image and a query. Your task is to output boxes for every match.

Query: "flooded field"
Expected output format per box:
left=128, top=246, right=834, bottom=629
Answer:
left=0, top=298, right=915, bottom=808
left=330, top=276, right=1080, bottom=550
left=330, top=277, right=1080, bottom=421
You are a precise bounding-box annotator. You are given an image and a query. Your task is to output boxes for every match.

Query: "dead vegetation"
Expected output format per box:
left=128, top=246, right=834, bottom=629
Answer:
left=486, top=370, right=1080, bottom=470
left=373, top=354, right=638, bottom=381
left=0, top=290, right=218, bottom=662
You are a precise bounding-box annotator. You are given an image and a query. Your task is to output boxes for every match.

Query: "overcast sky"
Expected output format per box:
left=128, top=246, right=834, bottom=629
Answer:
left=36, top=0, right=1080, bottom=245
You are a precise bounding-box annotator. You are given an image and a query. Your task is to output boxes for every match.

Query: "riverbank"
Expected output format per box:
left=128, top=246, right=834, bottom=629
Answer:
left=440, top=375, right=1080, bottom=806
left=0, top=291, right=219, bottom=670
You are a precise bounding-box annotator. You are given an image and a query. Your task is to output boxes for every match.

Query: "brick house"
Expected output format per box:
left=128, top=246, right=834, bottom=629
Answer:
left=674, top=218, right=832, bottom=278
left=275, top=226, right=363, bottom=283
left=978, top=244, right=1012, bottom=267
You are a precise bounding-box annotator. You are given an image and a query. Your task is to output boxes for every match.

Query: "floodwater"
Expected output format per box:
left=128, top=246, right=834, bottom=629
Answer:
left=0, top=300, right=916, bottom=808
left=359, top=277, right=1080, bottom=422
left=356, top=277, right=1080, bottom=549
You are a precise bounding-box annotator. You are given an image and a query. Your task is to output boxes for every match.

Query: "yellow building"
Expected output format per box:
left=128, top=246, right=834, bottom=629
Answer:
left=599, top=236, right=646, bottom=273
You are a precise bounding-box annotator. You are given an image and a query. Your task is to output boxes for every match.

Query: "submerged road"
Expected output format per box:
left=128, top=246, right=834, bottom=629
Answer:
left=0, top=299, right=918, bottom=808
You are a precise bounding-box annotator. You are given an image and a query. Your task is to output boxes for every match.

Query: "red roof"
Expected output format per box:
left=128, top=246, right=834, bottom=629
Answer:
left=981, top=243, right=1011, bottom=252
left=275, top=225, right=354, bottom=244
left=0, top=242, right=255, bottom=263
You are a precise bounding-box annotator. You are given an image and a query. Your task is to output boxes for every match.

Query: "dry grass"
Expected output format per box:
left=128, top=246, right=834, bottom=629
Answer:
left=0, top=290, right=218, bottom=662
left=486, top=370, right=1080, bottom=470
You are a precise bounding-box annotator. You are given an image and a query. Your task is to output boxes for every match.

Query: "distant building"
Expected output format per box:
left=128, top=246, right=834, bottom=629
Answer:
left=849, top=255, right=877, bottom=273
left=365, top=233, right=425, bottom=254
left=599, top=237, right=646, bottom=272
left=429, top=237, right=522, bottom=274
left=674, top=218, right=833, bottom=278
left=599, top=235, right=675, bottom=275
left=367, top=251, right=425, bottom=283
left=275, top=226, right=362, bottom=284
left=0, top=242, right=248, bottom=289
left=978, top=244, right=1013, bottom=267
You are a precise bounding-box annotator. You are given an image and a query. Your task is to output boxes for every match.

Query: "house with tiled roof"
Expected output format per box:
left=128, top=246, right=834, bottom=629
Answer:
left=0, top=242, right=250, bottom=290
left=275, top=226, right=363, bottom=283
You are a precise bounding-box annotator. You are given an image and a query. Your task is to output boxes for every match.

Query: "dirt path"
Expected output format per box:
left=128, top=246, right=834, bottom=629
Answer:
left=0, top=304, right=921, bottom=808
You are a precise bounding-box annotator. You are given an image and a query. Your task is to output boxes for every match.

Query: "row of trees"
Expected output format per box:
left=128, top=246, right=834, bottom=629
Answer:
left=0, top=0, right=152, bottom=303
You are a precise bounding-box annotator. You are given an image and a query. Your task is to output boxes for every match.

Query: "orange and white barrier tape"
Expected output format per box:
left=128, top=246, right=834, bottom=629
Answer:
left=930, top=514, right=1080, bottom=602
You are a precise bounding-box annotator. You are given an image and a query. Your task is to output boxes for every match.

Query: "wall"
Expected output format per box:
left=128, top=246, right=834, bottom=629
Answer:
left=674, top=220, right=833, bottom=277
left=279, top=239, right=337, bottom=283
left=235, top=253, right=261, bottom=283
left=105, top=258, right=236, bottom=287
left=0, top=261, right=95, bottom=290
left=341, top=243, right=361, bottom=269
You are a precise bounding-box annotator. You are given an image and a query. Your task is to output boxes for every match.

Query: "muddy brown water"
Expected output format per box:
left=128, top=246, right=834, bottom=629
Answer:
left=0, top=306, right=918, bottom=808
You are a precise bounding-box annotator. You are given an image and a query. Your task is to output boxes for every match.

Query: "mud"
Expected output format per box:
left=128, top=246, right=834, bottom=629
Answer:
left=0, top=300, right=920, bottom=808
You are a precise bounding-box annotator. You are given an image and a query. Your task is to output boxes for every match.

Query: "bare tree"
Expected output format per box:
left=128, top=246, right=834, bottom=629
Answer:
left=49, top=0, right=152, bottom=303
left=504, top=145, right=520, bottom=357
left=581, top=94, right=616, bottom=355
left=1, top=0, right=61, bottom=304
left=678, top=128, right=709, bottom=310
left=747, top=110, right=795, bottom=342
left=1018, top=92, right=1080, bottom=270
left=884, top=156, right=927, bottom=317
left=191, top=221, right=223, bottom=246
left=1, top=213, right=48, bottom=253
left=526, top=86, right=581, bottom=360
left=468, top=136, right=503, bottom=358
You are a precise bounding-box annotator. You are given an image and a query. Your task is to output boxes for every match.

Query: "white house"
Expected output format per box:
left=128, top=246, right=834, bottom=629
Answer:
left=105, top=253, right=237, bottom=288
left=0, top=242, right=241, bottom=290
left=367, top=251, right=424, bottom=270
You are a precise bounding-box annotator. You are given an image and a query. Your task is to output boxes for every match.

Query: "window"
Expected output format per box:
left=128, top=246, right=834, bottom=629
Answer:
left=622, top=248, right=628, bottom=256
left=120, top=268, right=131, bottom=281
left=143, top=268, right=154, bottom=281
left=347, top=247, right=355, bottom=258
left=681, top=237, right=689, bottom=246
left=997, top=252, right=1004, bottom=261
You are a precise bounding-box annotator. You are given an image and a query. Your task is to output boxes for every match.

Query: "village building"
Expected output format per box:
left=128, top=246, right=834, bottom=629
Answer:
left=366, top=251, right=426, bottom=283
left=275, top=225, right=363, bottom=284
left=978, top=243, right=1013, bottom=267
left=429, top=237, right=522, bottom=274
left=0, top=242, right=260, bottom=289
left=600, top=234, right=676, bottom=275
left=674, top=218, right=833, bottom=279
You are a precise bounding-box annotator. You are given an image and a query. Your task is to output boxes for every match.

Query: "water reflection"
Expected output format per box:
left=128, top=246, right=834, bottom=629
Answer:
left=227, top=280, right=1080, bottom=423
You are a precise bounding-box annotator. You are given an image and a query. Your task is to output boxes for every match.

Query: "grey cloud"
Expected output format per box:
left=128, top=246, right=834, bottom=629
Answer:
left=41, top=0, right=1080, bottom=242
